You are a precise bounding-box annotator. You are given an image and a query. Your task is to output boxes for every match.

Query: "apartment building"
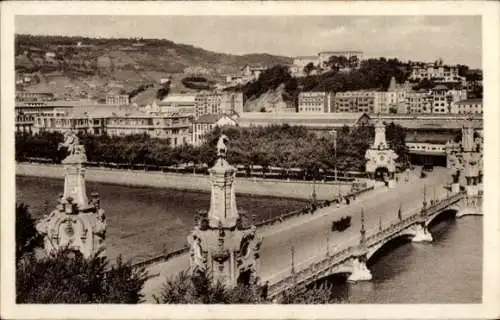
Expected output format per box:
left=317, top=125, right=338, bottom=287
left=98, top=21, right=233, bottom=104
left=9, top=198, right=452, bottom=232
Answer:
left=406, top=91, right=432, bottom=114
left=195, top=92, right=243, bottom=118
left=298, top=92, right=335, bottom=113
left=334, top=91, right=374, bottom=113
left=192, top=114, right=238, bottom=146
left=16, top=91, right=55, bottom=102
left=451, top=99, right=483, bottom=115
left=409, top=63, right=464, bottom=83
left=431, top=86, right=467, bottom=114
left=106, top=94, right=130, bottom=105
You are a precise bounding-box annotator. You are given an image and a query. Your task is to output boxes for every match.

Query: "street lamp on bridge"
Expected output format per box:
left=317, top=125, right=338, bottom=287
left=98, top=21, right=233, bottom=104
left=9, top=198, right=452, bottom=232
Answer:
left=331, top=129, right=338, bottom=182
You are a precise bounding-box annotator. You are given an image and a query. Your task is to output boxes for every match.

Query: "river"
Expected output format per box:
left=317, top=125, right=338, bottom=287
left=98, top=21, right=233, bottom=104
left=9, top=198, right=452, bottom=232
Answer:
left=16, top=175, right=482, bottom=303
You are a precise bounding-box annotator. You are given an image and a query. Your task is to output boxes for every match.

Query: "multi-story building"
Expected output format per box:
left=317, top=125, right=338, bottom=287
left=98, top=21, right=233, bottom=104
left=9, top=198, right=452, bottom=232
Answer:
left=409, top=62, right=464, bottom=83
left=334, top=91, right=374, bottom=113
left=32, top=105, right=193, bottom=147
left=298, top=92, right=335, bottom=113
left=16, top=91, right=55, bottom=102
left=406, top=91, right=432, bottom=114
left=106, top=94, right=130, bottom=105
left=430, top=86, right=467, bottom=114
left=159, top=94, right=197, bottom=116
left=192, top=114, right=238, bottom=146
left=195, top=92, right=243, bottom=118
left=451, top=99, right=483, bottom=115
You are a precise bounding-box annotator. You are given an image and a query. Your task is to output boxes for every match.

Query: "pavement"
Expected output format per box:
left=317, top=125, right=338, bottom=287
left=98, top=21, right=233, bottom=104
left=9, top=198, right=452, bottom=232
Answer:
left=141, top=167, right=452, bottom=302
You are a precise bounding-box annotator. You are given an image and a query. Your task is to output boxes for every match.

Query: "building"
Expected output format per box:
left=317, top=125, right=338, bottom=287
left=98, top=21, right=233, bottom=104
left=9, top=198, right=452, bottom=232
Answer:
left=159, top=94, right=197, bottom=116
left=451, top=99, right=483, bottom=115
left=16, top=91, right=55, bottom=102
left=334, top=91, right=375, bottom=113
left=192, top=114, right=238, bottom=146
left=32, top=105, right=193, bottom=147
left=106, top=94, right=130, bottom=105
left=406, top=91, right=432, bottom=114
left=195, top=92, right=243, bottom=118
left=298, top=92, right=335, bottom=113
left=430, top=86, right=467, bottom=114
left=409, top=62, right=464, bottom=83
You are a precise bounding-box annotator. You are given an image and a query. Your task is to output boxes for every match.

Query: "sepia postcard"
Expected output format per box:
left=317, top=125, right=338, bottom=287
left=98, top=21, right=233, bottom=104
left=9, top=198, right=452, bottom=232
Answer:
left=1, top=1, right=499, bottom=319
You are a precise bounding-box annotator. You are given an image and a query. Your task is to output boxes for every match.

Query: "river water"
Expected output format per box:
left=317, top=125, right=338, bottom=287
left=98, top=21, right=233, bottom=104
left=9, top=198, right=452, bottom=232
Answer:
left=16, top=175, right=482, bottom=303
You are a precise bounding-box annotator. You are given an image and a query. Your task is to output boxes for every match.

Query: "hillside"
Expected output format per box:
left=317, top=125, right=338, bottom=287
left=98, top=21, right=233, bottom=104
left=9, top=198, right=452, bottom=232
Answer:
left=15, top=34, right=292, bottom=99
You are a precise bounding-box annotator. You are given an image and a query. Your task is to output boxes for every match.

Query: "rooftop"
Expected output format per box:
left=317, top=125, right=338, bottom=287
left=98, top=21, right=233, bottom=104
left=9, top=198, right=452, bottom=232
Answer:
left=195, top=114, right=236, bottom=124
left=160, top=94, right=197, bottom=104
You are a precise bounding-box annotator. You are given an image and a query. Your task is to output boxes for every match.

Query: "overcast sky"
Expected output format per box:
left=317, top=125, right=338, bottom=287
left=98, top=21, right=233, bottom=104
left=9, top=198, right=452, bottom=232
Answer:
left=15, top=15, right=482, bottom=68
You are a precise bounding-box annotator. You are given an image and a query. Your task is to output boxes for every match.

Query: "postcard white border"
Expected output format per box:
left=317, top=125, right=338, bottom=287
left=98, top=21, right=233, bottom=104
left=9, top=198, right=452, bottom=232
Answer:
left=2, top=1, right=499, bottom=319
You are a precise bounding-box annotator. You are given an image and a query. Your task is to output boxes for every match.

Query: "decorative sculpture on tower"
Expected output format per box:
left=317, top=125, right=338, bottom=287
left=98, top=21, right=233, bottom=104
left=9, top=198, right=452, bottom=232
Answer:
left=36, top=130, right=106, bottom=258
left=365, top=114, right=398, bottom=187
left=445, top=117, right=483, bottom=196
left=187, top=135, right=262, bottom=287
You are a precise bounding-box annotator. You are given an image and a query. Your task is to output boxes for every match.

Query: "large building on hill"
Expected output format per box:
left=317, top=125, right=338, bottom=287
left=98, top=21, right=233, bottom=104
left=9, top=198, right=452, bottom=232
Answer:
left=292, top=50, right=363, bottom=76
left=409, top=62, right=465, bottom=84
left=195, top=91, right=243, bottom=118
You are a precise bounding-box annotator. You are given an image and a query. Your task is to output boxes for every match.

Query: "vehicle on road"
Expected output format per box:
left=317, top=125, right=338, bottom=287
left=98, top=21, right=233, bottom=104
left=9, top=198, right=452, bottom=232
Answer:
left=332, top=216, right=351, bottom=232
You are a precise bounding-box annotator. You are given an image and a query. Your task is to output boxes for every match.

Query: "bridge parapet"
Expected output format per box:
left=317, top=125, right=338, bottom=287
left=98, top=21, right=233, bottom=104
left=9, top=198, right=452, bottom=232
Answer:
left=267, top=192, right=468, bottom=299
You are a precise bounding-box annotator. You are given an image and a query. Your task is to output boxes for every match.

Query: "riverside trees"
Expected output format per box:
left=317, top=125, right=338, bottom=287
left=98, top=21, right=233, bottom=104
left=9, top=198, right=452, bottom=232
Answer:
left=15, top=123, right=408, bottom=175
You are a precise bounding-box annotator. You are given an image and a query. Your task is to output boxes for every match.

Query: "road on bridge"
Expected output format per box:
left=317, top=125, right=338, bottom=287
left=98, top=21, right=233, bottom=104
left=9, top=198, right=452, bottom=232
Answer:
left=258, top=167, right=451, bottom=284
left=141, top=167, right=451, bottom=302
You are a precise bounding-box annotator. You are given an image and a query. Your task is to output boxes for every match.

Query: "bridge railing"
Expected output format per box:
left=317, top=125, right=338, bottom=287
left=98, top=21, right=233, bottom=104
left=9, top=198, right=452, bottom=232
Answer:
left=267, top=192, right=465, bottom=298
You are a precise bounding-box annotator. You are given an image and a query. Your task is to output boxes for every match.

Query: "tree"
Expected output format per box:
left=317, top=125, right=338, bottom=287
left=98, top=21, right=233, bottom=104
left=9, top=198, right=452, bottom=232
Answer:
left=16, top=249, right=149, bottom=303
left=303, top=62, right=315, bottom=75
left=16, top=203, right=42, bottom=261
left=389, top=106, right=398, bottom=114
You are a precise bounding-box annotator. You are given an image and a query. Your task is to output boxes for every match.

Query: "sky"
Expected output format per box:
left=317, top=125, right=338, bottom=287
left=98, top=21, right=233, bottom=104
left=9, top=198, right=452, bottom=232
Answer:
left=15, top=15, right=482, bottom=68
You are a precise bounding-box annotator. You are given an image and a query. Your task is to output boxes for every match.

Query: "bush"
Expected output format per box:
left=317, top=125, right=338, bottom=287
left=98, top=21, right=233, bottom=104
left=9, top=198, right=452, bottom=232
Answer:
left=16, top=249, right=149, bottom=303
left=16, top=203, right=42, bottom=261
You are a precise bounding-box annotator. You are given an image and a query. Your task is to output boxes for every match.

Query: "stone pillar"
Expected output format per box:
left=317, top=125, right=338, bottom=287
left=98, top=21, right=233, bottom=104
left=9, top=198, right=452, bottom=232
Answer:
left=187, top=135, right=262, bottom=288
left=347, top=256, right=372, bottom=282
left=412, top=223, right=433, bottom=242
left=35, top=138, right=106, bottom=259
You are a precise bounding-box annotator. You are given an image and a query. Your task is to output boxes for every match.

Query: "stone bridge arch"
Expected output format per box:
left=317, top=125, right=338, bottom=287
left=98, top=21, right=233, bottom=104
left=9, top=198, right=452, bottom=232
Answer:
left=425, top=206, right=460, bottom=228
left=366, top=228, right=418, bottom=261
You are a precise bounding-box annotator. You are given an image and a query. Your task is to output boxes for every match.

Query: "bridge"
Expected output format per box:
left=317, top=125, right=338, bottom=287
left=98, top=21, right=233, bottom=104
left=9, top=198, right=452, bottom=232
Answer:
left=139, top=167, right=482, bottom=302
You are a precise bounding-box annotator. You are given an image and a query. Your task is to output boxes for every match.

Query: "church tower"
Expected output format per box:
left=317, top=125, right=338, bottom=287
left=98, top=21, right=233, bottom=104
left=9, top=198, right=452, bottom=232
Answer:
left=187, top=135, right=262, bottom=287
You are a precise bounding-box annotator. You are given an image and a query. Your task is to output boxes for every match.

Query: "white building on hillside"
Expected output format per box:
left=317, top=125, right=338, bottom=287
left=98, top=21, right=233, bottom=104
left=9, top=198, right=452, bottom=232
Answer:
left=192, top=114, right=238, bottom=146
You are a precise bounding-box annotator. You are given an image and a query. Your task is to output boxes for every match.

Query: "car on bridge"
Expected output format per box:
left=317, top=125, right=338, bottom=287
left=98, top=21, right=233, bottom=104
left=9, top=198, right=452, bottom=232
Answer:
left=331, top=216, right=351, bottom=232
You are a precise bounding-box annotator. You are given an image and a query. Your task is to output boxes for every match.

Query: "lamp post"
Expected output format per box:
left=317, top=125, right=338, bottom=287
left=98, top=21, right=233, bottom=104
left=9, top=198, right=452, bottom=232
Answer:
left=332, top=130, right=337, bottom=183
left=290, top=246, right=295, bottom=275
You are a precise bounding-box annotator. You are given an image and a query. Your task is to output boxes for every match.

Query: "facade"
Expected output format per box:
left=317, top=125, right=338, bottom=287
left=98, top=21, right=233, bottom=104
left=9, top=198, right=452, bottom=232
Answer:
left=451, top=99, right=483, bottom=115
left=32, top=105, right=193, bottom=147
left=16, top=91, right=55, bottom=102
left=195, top=92, right=243, bottom=118
left=159, top=94, right=197, bottom=116
left=409, top=63, right=464, bottom=83
left=298, top=92, right=334, bottom=113
left=334, top=91, right=375, bottom=113
left=431, top=86, right=467, bottom=114
left=406, top=91, right=432, bottom=114
left=106, top=94, right=130, bottom=105
left=192, top=114, right=238, bottom=146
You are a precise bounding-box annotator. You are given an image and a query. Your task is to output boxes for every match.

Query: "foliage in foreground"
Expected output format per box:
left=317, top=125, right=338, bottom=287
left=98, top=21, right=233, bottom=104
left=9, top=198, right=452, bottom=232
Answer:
left=154, top=268, right=340, bottom=304
left=15, top=203, right=149, bottom=304
left=16, top=249, right=149, bottom=304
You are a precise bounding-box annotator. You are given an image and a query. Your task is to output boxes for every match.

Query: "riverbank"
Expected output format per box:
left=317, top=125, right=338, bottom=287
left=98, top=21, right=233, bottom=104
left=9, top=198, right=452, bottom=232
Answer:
left=16, top=162, right=355, bottom=200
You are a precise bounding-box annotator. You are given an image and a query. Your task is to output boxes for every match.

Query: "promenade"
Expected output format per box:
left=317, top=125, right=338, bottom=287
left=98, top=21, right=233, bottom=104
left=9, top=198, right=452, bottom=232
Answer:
left=16, top=163, right=353, bottom=201
left=140, top=167, right=449, bottom=302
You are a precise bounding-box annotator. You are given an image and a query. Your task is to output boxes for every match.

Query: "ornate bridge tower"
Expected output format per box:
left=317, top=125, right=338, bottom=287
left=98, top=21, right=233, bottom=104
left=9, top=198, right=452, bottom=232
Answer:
left=365, top=114, right=398, bottom=187
left=36, top=131, right=106, bottom=258
left=187, top=135, right=262, bottom=287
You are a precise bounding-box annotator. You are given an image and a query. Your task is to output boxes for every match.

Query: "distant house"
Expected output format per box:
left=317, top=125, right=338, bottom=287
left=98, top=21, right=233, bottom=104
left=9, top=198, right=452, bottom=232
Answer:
left=45, top=52, right=56, bottom=59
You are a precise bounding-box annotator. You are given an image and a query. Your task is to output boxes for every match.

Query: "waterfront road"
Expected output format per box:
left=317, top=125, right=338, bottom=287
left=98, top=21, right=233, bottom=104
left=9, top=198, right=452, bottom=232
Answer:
left=142, top=167, right=451, bottom=302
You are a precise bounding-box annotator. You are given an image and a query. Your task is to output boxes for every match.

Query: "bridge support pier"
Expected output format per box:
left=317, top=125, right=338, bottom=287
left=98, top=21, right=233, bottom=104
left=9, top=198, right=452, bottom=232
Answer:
left=347, top=257, right=372, bottom=282
left=412, top=223, right=433, bottom=242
